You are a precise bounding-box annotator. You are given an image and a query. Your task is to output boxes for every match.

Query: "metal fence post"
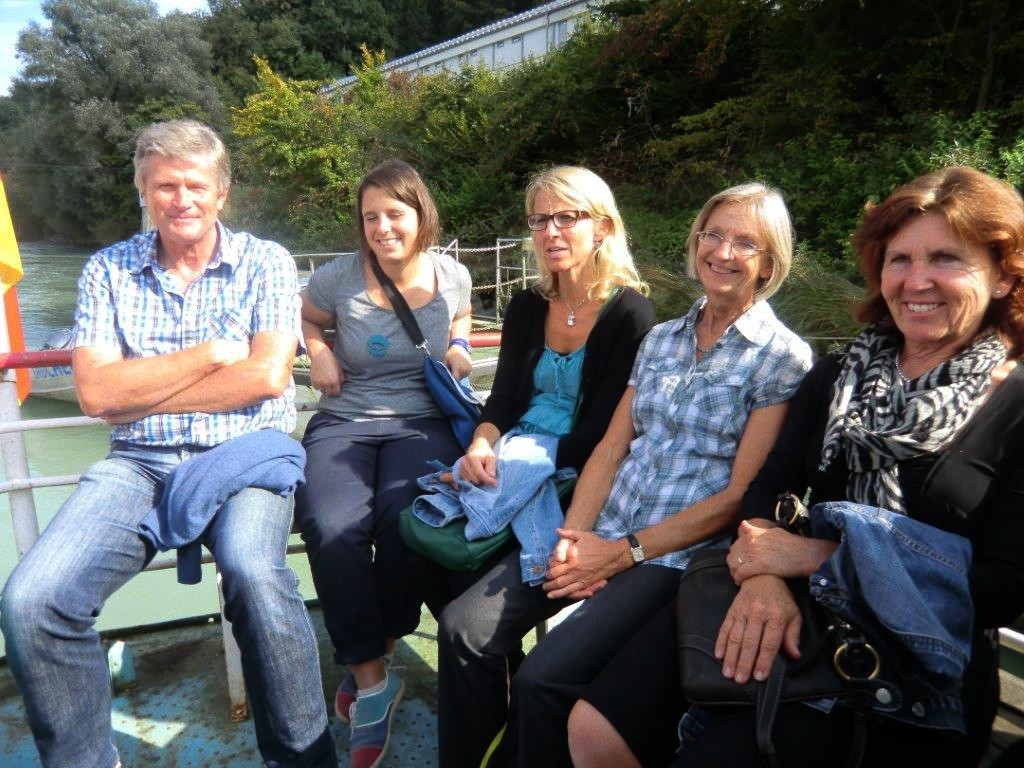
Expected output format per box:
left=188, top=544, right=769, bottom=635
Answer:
left=0, top=301, right=40, bottom=557
left=494, top=238, right=502, bottom=325
left=217, top=567, right=250, bottom=722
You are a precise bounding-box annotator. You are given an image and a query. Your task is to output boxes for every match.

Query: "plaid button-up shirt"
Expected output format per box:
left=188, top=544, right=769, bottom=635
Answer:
left=593, top=298, right=812, bottom=569
left=73, top=224, right=303, bottom=447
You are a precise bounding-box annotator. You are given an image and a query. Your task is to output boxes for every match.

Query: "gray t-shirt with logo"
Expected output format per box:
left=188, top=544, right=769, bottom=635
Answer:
left=306, top=251, right=471, bottom=419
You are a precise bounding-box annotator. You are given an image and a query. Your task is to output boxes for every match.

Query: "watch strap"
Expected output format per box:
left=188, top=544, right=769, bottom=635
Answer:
left=626, top=533, right=645, bottom=564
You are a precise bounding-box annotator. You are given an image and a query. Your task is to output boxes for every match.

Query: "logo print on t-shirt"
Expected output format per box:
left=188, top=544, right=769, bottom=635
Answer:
left=367, top=334, right=389, bottom=357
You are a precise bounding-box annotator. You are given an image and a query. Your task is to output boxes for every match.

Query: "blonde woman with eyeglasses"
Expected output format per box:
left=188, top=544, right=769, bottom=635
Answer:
left=454, top=166, right=654, bottom=488
left=429, top=165, right=654, bottom=767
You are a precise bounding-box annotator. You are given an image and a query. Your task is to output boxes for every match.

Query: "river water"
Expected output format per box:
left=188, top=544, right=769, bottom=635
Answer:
left=0, top=244, right=319, bottom=656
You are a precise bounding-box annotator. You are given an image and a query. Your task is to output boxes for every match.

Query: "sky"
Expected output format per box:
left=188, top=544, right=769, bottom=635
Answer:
left=0, top=0, right=209, bottom=96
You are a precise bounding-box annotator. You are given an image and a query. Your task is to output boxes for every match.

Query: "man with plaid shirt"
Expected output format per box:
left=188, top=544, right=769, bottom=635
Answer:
left=0, top=120, right=335, bottom=768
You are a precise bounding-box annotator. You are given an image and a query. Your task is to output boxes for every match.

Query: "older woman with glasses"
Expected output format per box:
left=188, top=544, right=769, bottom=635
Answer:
left=438, top=182, right=813, bottom=768
left=432, top=165, right=655, bottom=767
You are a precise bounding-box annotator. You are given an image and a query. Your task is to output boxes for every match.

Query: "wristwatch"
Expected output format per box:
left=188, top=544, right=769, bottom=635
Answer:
left=626, top=533, right=646, bottom=565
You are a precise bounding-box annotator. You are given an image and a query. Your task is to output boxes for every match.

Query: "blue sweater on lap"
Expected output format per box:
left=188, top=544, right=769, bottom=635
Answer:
left=138, top=429, right=306, bottom=584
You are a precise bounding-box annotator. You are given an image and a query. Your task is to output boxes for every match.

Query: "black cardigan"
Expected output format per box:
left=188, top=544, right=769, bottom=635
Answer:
left=741, top=353, right=1024, bottom=629
left=480, top=286, right=656, bottom=471
left=741, top=354, right=1024, bottom=754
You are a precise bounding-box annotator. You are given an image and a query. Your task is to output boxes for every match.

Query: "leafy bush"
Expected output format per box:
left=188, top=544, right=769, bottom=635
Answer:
left=217, top=0, right=1024, bottom=341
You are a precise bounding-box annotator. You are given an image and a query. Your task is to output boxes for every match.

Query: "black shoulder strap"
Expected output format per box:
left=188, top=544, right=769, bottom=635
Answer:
left=366, top=252, right=429, bottom=354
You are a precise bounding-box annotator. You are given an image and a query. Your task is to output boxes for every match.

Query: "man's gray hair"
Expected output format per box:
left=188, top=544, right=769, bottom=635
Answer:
left=133, top=119, right=231, bottom=193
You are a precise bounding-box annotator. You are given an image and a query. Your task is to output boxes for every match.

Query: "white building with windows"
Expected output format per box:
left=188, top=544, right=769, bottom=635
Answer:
left=323, top=0, right=605, bottom=93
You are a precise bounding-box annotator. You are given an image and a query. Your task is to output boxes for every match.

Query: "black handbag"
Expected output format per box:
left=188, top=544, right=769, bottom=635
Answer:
left=366, top=252, right=482, bottom=450
left=676, top=495, right=880, bottom=767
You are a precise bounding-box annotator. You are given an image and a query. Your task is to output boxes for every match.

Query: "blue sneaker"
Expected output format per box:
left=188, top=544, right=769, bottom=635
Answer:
left=337, top=653, right=398, bottom=724
left=334, top=670, right=358, bottom=724
left=349, top=671, right=404, bottom=768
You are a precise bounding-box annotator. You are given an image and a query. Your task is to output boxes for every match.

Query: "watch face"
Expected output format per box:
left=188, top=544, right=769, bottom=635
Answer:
left=631, top=546, right=644, bottom=563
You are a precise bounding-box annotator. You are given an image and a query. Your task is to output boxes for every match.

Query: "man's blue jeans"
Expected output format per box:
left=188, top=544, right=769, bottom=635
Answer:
left=0, top=443, right=335, bottom=768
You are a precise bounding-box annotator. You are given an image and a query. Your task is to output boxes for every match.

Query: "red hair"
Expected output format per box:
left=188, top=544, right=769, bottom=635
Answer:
left=852, top=166, right=1024, bottom=356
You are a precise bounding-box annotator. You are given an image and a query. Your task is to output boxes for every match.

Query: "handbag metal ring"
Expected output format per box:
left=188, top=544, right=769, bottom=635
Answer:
left=774, top=492, right=807, bottom=528
left=833, top=641, right=881, bottom=682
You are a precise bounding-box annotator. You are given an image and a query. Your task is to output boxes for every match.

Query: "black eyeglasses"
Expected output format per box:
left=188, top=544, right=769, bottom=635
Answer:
left=697, top=230, right=764, bottom=258
left=526, top=210, right=591, bottom=231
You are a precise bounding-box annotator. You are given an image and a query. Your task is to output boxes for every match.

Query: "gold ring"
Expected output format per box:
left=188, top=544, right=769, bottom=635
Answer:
left=737, top=556, right=744, bottom=565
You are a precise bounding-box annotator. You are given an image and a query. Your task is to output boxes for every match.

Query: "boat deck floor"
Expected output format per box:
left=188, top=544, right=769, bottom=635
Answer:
left=0, top=605, right=474, bottom=767
left=0, top=605, right=1021, bottom=766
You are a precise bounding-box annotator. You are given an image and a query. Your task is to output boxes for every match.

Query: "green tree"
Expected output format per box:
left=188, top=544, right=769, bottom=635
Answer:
left=389, top=0, right=435, bottom=54
left=432, top=0, right=533, bottom=39
left=204, top=0, right=395, bottom=105
left=231, top=57, right=363, bottom=247
left=3, top=0, right=224, bottom=244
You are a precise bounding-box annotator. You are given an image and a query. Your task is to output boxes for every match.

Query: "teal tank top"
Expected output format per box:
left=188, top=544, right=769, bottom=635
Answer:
left=516, top=345, right=585, bottom=437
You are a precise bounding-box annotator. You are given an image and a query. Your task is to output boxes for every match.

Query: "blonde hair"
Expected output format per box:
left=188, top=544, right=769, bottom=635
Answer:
left=524, top=166, right=648, bottom=301
left=685, top=182, right=794, bottom=301
left=134, top=119, right=230, bottom=194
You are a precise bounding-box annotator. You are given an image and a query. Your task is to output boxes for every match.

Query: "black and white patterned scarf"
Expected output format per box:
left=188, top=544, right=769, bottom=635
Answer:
left=819, top=325, right=1007, bottom=513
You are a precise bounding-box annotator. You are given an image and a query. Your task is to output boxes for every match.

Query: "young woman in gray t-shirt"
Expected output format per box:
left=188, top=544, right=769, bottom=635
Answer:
left=293, top=160, right=472, bottom=768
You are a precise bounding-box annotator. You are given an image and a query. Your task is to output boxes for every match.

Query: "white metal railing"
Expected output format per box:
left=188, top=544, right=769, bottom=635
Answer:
left=0, top=331, right=502, bottom=721
left=439, top=237, right=535, bottom=326
left=1002, top=627, right=1024, bottom=655
left=292, top=251, right=354, bottom=275
left=7, top=333, right=1024, bottom=726
left=307, top=239, right=537, bottom=329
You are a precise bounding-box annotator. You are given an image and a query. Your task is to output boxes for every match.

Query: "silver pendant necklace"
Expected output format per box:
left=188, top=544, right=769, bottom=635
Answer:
left=559, top=294, right=587, bottom=326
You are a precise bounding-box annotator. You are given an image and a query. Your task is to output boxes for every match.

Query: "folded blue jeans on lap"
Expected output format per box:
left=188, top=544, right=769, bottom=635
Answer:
left=413, top=431, right=576, bottom=584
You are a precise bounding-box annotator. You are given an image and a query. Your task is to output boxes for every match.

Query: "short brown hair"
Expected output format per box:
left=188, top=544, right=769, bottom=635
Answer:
left=355, top=160, right=440, bottom=257
left=852, top=166, right=1024, bottom=356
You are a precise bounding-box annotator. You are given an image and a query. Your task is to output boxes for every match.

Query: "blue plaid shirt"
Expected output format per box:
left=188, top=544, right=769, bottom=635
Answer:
left=593, top=298, right=812, bottom=569
left=73, top=224, right=303, bottom=447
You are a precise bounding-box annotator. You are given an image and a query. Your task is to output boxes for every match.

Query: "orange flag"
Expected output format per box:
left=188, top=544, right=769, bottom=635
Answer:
left=0, top=176, right=31, bottom=403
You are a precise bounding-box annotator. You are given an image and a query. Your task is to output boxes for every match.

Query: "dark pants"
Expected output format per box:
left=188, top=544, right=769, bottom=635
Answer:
left=507, top=564, right=682, bottom=767
left=295, top=412, right=461, bottom=664
left=580, top=600, right=686, bottom=768
left=437, top=553, right=680, bottom=768
left=672, top=703, right=981, bottom=768
left=437, top=549, right=569, bottom=768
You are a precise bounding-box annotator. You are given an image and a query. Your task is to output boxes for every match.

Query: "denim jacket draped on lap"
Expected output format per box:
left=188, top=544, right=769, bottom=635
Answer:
left=414, top=430, right=576, bottom=585
left=808, top=500, right=974, bottom=732
left=138, top=429, right=306, bottom=585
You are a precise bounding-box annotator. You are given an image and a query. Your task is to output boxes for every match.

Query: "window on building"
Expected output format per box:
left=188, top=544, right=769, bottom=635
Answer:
left=554, top=20, right=568, bottom=46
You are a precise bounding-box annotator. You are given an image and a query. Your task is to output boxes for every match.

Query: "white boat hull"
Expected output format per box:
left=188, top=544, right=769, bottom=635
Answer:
left=29, top=366, right=78, bottom=402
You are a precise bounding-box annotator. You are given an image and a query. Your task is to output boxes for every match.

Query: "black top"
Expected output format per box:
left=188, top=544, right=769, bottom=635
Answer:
left=480, top=286, right=656, bottom=471
left=741, top=353, right=1024, bottom=628
left=741, top=353, right=1024, bottom=748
